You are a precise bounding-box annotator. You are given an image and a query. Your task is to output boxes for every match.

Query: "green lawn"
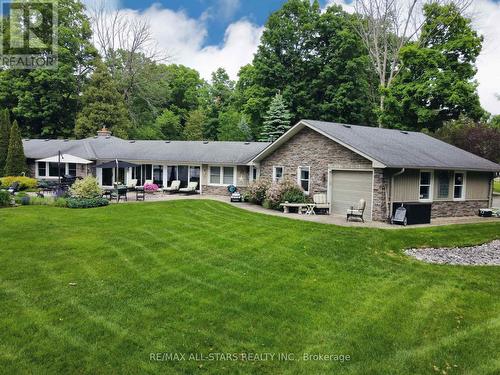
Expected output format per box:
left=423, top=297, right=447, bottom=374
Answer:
left=0, top=201, right=499, bottom=374
left=494, top=180, right=500, bottom=193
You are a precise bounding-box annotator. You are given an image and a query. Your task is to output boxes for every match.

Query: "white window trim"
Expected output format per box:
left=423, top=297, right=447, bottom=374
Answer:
left=453, top=171, right=466, bottom=201
left=419, top=170, right=433, bottom=202
left=37, top=161, right=72, bottom=179
left=273, top=166, right=284, bottom=183
left=208, top=165, right=236, bottom=186
left=297, top=166, right=311, bottom=195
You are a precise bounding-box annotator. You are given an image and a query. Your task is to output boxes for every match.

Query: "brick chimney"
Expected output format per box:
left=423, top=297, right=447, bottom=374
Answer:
left=97, top=127, right=111, bottom=137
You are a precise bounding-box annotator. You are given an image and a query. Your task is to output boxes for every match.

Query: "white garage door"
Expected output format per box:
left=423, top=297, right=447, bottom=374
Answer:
left=330, top=171, right=373, bottom=220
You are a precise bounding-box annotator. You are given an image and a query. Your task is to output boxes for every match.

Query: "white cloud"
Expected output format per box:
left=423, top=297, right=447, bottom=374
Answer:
left=328, top=0, right=500, bottom=115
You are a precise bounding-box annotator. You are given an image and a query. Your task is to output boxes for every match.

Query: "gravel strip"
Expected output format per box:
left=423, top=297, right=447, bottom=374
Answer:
left=405, top=240, right=500, bottom=265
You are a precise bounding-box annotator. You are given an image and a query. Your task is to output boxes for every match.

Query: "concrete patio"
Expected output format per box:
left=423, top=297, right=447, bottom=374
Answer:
left=109, top=191, right=500, bottom=229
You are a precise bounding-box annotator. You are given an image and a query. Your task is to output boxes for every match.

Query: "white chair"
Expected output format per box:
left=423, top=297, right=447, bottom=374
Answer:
left=179, top=181, right=198, bottom=194
left=144, top=179, right=153, bottom=186
left=346, top=199, right=366, bottom=223
left=313, top=193, right=330, bottom=214
left=162, top=180, right=181, bottom=194
left=127, top=179, right=138, bottom=191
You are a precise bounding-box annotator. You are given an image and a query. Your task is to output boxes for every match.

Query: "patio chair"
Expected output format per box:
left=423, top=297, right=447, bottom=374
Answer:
left=162, top=180, right=181, bottom=194
left=111, top=186, right=128, bottom=203
left=346, top=199, right=366, bottom=223
left=127, top=179, right=138, bottom=191
left=144, top=179, right=153, bottom=186
left=7, top=182, right=20, bottom=195
left=179, top=181, right=198, bottom=194
left=313, top=193, right=330, bottom=214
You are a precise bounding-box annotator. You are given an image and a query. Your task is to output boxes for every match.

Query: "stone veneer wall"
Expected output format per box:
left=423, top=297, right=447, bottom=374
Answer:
left=201, top=185, right=248, bottom=196
left=259, top=127, right=372, bottom=196
left=431, top=200, right=488, bottom=218
left=372, top=168, right=390, bottom=221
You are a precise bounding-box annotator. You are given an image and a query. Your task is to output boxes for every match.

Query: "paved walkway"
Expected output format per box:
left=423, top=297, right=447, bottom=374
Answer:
left=112, top=192, right=499, bottom=229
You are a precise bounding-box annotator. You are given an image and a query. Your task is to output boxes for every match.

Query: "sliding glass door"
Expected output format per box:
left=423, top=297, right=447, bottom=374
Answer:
left=165, top=165, right=200, bottom=190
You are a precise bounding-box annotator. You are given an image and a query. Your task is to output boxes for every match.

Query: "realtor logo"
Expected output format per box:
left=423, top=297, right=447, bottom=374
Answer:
left=0, top=0, right=58, bottom=69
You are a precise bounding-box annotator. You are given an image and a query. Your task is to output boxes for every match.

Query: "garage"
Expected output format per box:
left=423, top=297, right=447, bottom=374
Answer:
left=330, top=170, right=373, bottom=220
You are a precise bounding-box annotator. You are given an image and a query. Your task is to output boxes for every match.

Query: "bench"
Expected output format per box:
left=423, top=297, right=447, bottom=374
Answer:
left=280, top=202, right=316, bottom=215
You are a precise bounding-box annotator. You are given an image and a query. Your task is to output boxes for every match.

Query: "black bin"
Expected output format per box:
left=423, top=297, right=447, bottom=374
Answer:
left=392, top=202, right=431, bottom=225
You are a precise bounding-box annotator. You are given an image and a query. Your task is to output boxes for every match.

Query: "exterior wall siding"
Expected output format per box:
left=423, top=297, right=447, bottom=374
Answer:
left=466, top=172, right=491, bottom=200
left=431, top=200, right=488, bottom=218
left=259, top=127, right=372, bottom=196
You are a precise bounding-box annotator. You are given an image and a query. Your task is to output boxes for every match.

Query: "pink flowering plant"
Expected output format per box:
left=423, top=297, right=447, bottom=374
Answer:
left=245, top=178, right=270, bottom=204
left=144, top=183, right=159, bottom=192
left=264, top=177, right=308, bottom=210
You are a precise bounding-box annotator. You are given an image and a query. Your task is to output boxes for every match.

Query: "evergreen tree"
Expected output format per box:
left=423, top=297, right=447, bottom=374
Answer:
left=260, top=93, right=292, bottom=141
left=75, top=61, right=131, bottom=139
left=183, top=109, right=206, bottom=140
left=0, top=109, right=11, bottom=177
left=4, top=120, right=27, bottom=176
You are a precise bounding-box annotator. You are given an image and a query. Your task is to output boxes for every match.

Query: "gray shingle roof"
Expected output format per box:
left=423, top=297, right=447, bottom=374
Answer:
left=303, top=120, right=500, bottom=172
left=23, top=136, right=271, bottom=165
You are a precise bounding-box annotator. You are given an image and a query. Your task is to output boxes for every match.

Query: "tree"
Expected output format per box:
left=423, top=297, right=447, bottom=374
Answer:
left=218, top=110, right=252, bottom=141
left=382, top=3, right=484, bottom=131
left=352, top=0, right=472, bottom=126
left=435, top=116, right=500, bottom=162
left=183, top=109, right=206, bottom=140
left=4, top=121, right=27, bottom=176
left=0, top=0, right=97, bottom=137
left=75, top=61, right=131, bottom=138
left=0, top=110, right=11, bottom=177
left=154, top=109, right=183, bottom=140
left=260, top=93, right=292, bottom=142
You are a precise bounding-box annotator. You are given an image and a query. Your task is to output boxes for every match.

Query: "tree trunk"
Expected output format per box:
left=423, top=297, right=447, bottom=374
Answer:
left=378, top=94, right=385, bottom=128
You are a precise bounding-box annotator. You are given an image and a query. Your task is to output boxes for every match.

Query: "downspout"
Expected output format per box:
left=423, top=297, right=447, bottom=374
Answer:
left=388, top=168, right=405, bottom=220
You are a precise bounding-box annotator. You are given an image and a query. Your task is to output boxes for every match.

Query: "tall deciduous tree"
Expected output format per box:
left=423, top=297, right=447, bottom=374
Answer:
left=382, top=3, right=484, bottom=131
left=4, top=120, right=27, bottom=176
left=183, top=109, right=206, bottom=140
left=218, top=110, right=252, bottom=141
left=75, top=61, right=131, bottom=138
left=0, top=0, right=97, bottom=137
left=0, top=109, right=11, bottom=177
left=260, top=93, right=292, bottom=142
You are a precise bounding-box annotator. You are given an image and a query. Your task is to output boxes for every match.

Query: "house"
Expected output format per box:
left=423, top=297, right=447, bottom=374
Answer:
left=23, top=120, right=499, bottom=221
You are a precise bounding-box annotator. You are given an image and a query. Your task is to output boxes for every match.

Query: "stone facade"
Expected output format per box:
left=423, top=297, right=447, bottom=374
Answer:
left=431, top=200, right=489, bottom=218
left=259, top=127, right=372, bottom=196
left=202, top=185, right=248, bottom=196
left=372, top=168, right=390, bottom=221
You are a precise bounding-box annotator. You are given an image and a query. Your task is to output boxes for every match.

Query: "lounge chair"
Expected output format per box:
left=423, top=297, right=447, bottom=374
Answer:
left=179, top=181, right=198, bottom=194
left=346, top=199, right=366, bottom=222
left=162, top=180, right=181, bottom=194
left=313, top=193, right=330, bottom=214
left=144, top=179, right=153, bottom=186
left=127, top=179, right=138, bottom=191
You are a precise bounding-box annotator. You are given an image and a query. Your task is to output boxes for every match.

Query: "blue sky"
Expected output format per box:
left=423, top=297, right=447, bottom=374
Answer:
left=91, top=0, right=499, bottom=114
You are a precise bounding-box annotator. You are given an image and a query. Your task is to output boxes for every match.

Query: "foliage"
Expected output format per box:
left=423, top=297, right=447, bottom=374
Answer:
left=434, top=116, right=500, bottom=163
left=183, top=109, right=206, bottom=140
left=0, top=109, right=11, bottom=176
left=260, top=93, right=292, bottom=141
left=153, top=109, right=183, bottom=140
left=0, top=190, right=11, bottom=206
left=245, top=178, right=270, bottom=204
left=382, top=3, right=484, bottom=131
left=0, top=0, right=97, bottom=137
left=265, top=177, right=308, bottom=209
left=144, top=183, right=159, bottom=192
left=0, top=176, right=37, bottom=190
left=494, top=180, right=500, bottom=194
left=218, top=110, right=252, bottom=141
left=4, top=121, right=27, bottom=176
left=69, top=176, right=102, bottom=199
left=21, top=196, right=68, bottom=207
left=75, top=61, right=131, bottom=138
left=67, top=197, right=109, bottom=209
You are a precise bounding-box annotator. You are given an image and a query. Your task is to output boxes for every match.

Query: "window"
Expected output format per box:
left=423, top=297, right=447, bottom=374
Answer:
left=209, top=166, right=221, bottom=184
left=252, top=167, right=258, bottom=181
left=37, top=162, right=46, bottom=177
left=189, top=166, right=200, bottom=186
left=68, top=163, right=77, bottom=177
left=273, top=166, right=284, bottom=183
left=48, top=162, right=65, bottom=177
left=209, top=166, right=235, bottom=185
left=223, top=167, right=234, bottom=185
left=453, top=172, right=465, bottom=200
left=419, top=171, right=432, bottom=200
left=153, top=165, right=163, bottom=186
left=166, top=166, right=177, bottom=184
left=298, top=166, right=310, bottom=194
left=437, top=171, right=449, bottom=199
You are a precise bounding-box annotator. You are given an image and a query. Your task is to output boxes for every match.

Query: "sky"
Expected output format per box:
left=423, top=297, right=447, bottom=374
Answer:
left=84, top=0, right=500, bottom=115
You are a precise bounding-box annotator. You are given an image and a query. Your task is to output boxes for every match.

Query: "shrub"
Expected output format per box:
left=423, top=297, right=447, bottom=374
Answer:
left=265, top=177, right=309, bottom=210
left=0, top=176, right=37, bottom=190
left=69, top=176, right=101, bottom=199
left=0, top=190, right=11, bottom=206
left=144, top=183, right=159, bottom=192
left=67, top=197, right=109, bottom=209
left=245, top=178, right=270, bottom=204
